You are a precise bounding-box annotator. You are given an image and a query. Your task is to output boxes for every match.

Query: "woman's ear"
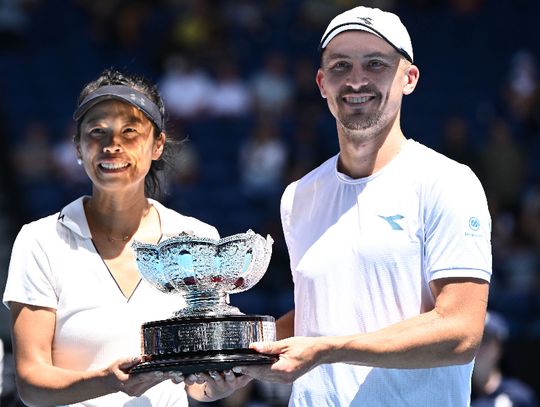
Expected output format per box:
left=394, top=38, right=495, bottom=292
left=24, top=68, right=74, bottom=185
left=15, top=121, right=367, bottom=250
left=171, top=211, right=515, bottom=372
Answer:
left=75, top=144, right=82, bottom=161
left=403, top=64, right=420, bottom=96
left=152, top=132, right=166, bottom=160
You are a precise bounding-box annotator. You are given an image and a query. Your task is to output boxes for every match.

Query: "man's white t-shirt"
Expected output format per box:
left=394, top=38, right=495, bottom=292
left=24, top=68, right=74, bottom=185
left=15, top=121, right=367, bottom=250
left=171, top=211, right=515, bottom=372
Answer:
left=0, top=338, right=3, bottom=398
left=3, top=197, right=220, bottom=407
left=281, top=140, right=492, bottom=407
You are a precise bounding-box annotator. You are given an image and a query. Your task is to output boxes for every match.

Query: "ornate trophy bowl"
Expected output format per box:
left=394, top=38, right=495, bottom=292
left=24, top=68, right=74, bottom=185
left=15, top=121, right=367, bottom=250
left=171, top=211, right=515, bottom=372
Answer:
left=130, top=230, right=276, bottom=374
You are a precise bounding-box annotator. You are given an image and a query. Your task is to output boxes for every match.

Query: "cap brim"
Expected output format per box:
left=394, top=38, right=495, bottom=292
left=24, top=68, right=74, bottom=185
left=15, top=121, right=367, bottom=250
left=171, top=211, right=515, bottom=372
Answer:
left=319, top=22, right=413, bottom=63
left=73, top=85, right=163, bottom=132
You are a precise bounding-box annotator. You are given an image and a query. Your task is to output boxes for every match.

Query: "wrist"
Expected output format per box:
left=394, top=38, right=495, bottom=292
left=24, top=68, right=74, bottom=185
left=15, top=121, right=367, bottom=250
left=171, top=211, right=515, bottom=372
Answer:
left=317, top=336, right=345, bottom=365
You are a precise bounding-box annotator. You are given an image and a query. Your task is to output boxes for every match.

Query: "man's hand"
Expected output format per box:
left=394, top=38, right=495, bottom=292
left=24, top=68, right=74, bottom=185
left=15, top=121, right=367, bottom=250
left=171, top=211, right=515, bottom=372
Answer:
left=234, top=336, right=324, bottom=384
left=185, top=369, right=253, bottom=401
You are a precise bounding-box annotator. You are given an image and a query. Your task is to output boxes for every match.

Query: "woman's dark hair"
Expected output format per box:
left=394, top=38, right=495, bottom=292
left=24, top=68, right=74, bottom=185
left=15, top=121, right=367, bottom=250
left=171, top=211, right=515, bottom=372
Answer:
left=74, top=68, right=179, bottom=199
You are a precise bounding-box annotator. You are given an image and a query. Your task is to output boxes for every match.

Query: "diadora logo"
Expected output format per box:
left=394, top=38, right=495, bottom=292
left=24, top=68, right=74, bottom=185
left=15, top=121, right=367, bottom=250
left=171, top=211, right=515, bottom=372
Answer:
left=378, top=215, right=405, bottom=231
left=357, top=16, right=374, bottom=26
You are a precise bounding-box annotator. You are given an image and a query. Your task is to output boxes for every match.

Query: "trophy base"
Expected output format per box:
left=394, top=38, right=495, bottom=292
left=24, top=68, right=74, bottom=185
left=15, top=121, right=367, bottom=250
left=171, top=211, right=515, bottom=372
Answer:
left=130, top=349, right=276, bottom=375
left=131, top=314, right=276, bottom=375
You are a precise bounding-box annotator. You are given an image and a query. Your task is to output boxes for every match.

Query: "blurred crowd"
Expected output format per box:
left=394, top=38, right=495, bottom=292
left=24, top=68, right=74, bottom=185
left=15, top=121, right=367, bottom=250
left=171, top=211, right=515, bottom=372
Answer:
left=1, top=0, right=540, bottom=405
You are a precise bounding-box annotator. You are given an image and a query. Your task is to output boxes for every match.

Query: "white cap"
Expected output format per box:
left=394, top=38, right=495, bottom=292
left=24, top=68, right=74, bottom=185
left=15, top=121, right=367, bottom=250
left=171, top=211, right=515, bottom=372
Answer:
left=319, top=6, right=414, bottom=63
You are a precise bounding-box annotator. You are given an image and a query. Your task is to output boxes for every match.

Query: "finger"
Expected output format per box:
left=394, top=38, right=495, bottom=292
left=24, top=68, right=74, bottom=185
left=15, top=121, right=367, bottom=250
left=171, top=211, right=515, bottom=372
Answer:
left=118, top=355, right=142, bottom=371
left=162, top=370, right=185, bottom=384
left=208, top=370, right=221, bottom=382
left=249, top=341, right=280, bottom=354
left=186, top=372, right=206, bottom=385
left=184, top=374, right=197, bottom=386
left=233, top=364, right=273, bottom=379
left=223, top=369, right=235, bottom=382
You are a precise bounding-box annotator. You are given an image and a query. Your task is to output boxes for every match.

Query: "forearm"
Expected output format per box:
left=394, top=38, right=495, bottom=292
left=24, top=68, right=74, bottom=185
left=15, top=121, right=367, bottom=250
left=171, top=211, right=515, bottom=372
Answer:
left=321, top=308, right=480, bottom=369
left=276, top=309, right=295, bottom=340
left=16, top=365, right=114, bottom=407
left=318, top=279, right=489, bottom=369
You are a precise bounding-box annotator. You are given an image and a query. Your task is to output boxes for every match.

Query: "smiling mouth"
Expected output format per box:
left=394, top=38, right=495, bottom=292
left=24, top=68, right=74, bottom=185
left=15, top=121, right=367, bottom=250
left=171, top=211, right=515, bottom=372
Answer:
left=343, top=95, right=375, bottom=104
left=99, top=162, right=129, bottom=170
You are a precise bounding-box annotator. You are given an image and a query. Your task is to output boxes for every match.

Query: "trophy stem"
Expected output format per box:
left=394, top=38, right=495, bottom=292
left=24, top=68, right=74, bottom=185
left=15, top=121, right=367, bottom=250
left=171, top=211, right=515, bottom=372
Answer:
left=174, top=290, right=242, bottom=317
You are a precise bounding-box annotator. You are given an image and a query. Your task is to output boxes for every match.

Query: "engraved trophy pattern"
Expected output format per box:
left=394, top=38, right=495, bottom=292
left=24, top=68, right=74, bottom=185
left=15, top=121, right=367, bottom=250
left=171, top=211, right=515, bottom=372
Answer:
left=130, top=229, right=276, bottom=374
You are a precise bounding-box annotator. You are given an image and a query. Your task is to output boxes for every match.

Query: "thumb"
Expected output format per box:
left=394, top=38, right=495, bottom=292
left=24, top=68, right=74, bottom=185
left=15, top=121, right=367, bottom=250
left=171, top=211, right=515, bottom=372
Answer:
left=249, top=341, right=280, bottom=354
left=118, top=356, right=142, bottom=372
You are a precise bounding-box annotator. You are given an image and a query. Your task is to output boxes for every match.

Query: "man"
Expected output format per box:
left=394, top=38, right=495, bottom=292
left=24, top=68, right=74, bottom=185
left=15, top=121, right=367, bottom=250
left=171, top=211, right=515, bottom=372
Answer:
left=0, top=338, right=3, bottom=399
left=236, top=6, right=492, bottom=406
left=472, top=312, right=538, bottom=406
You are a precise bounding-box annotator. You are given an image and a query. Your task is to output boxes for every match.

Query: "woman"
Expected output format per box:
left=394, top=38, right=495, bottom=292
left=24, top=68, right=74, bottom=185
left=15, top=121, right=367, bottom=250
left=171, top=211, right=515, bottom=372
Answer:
left=2, top=69, right=251, bottom=406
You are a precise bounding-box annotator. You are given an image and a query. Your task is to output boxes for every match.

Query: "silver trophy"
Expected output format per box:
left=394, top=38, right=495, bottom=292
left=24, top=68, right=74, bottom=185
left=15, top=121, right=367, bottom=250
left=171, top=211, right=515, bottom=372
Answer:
left=129, top=229, right=276, bottom=374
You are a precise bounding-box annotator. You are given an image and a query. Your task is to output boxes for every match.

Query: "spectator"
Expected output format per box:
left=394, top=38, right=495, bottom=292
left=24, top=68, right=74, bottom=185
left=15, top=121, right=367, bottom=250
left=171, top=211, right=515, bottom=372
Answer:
left=0, top=338, right=3, bottom=399
left=250, top=51, right=294, bottom=116
left=502, top=50, right=539, bottom=132
left=208, top=59, right=252, bottom=118
left=471, top=311, right=538, bottom=406
left=479, top=116, right=526, bottom=213
left=159, top=54, right=214, bottom=122
left=10, top=120, right=62, bottom=220
left=439, top=114, right=479, bottom=173
left=239, top=118, right=288, bottom=201
left=51, top=122, right=91, bottom=201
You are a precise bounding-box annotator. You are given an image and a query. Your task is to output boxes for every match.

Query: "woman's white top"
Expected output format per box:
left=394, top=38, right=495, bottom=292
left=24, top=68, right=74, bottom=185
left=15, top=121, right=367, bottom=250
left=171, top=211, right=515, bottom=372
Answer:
left=3, top=197, right=219, bottom=406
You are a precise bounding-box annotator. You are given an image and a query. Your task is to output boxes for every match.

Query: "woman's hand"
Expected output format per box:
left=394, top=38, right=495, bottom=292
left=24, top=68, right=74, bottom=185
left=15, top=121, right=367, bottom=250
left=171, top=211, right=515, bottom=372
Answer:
left=103, top=356, right=184, bottom=397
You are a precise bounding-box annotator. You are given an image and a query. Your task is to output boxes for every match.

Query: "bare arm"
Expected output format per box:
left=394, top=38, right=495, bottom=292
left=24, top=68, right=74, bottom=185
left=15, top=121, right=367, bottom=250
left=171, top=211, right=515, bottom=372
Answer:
left=240, top=278, right=489, bottom=382
left=9, top=302, right=173, bottom=407
left=276, top=309, right=295, bottom=340
left=326, top=278, right=488, bottom=367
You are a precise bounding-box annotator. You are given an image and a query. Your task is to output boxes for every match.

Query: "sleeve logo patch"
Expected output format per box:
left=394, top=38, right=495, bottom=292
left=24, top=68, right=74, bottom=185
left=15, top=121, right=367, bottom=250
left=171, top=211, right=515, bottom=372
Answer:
left=468, top=217, right=480, bottom=231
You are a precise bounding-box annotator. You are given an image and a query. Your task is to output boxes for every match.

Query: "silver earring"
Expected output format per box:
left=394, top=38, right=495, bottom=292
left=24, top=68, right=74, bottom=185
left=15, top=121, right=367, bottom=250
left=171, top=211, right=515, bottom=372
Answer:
left=77, top=158, right=83, bottom=166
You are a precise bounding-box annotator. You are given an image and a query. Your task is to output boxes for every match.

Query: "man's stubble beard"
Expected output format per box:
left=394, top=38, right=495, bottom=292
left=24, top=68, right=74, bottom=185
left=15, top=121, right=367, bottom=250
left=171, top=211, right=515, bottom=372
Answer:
left=338, top=109, right=385, bottom=143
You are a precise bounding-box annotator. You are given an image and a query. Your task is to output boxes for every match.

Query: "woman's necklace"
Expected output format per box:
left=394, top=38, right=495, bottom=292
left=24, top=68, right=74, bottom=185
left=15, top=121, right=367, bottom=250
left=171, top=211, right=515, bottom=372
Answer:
left=107, top=234, right=131, bottom=243
left=86, top=198, right=151, bottom=244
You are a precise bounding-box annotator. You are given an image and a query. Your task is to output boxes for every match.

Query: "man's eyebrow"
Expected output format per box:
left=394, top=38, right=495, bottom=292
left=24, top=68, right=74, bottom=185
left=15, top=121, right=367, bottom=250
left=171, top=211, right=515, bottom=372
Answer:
left=324, top=51, right=397, bottom=62
left=325, top=52, right=351, bottom=60
left=363, top=52, right=394, bottom=59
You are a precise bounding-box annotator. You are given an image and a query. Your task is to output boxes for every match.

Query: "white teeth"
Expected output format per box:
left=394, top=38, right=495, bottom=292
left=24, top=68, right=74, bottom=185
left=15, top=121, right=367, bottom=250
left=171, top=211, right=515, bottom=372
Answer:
left=100, top=162, right=128, bottom=170
left=346, top=96, right=371, bottom=103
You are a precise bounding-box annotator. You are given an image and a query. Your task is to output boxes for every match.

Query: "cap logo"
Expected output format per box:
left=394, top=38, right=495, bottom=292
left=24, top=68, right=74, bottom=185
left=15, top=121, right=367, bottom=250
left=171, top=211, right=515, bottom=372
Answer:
left=130, top=93, right=146, bottom=106
left=319, top=7, right=414, bottom=63
left=129, top=93, right=146, bottom=106
left=356, top=16, right=373, bottom=26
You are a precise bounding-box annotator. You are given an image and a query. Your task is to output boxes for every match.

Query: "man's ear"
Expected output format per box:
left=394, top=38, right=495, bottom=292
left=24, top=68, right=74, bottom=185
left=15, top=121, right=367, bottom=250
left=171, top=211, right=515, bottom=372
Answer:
left=316, top=69, right=327, bottom=99
left=403, top=64, right=420, bottom=96
left=152, top=132, right=166, bottom=160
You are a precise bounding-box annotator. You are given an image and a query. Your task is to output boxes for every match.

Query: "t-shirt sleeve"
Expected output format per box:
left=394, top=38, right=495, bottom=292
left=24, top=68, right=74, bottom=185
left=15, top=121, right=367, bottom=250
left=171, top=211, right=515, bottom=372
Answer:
left=2, top=224, right=58, bottom=310
left=423, top=165, right=492, bottom=282
left=280, top=183, right=294, bottom=245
